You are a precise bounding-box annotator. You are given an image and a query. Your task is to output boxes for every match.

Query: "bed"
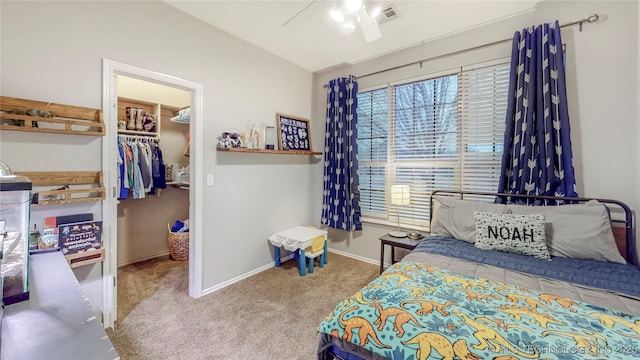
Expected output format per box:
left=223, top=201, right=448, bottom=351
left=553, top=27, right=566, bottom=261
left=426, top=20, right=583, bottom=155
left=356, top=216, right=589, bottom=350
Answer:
left=317, top=190, right=640, bottom=360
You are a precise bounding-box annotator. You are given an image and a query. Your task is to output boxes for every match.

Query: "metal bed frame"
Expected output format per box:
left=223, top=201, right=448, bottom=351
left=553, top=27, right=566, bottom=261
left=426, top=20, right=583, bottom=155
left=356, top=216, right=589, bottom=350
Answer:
left=430, top=190, right=636, bottom=262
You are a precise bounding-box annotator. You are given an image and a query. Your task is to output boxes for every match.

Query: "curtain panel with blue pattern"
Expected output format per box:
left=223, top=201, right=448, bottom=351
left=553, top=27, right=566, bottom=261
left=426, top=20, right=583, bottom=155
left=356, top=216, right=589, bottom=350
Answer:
left=497, top=21, right=578, bottom=204
left=321, top=76, right=362, bottom=231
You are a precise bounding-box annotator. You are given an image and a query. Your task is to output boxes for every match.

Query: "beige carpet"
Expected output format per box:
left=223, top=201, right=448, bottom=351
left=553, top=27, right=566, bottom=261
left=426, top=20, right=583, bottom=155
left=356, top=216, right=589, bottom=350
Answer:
left=107, top=253, right=378, bottom=360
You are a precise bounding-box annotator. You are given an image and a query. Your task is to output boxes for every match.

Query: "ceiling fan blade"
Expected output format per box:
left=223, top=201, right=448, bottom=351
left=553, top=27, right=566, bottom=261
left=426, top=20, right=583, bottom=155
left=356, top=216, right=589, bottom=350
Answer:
left=359, top=7, right=381, bottom=42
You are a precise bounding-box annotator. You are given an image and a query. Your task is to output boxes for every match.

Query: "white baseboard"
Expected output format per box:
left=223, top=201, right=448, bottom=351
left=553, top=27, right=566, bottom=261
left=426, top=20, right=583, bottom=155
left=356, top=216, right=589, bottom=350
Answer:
left=327, top=248, right=380, bottom=266
left=200, top=254, right=294, bottom=296
left=200, top=249, right=384, bottom=296
left=118, top=250, right=171, bottom=267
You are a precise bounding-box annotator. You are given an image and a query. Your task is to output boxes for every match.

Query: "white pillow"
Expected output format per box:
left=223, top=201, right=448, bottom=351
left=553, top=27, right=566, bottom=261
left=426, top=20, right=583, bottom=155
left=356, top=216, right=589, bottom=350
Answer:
left=507, top=202, right=626, bottom=264
left=474, top=212, right=550, bottom=260
left=430, top=196, right=510, bottom=243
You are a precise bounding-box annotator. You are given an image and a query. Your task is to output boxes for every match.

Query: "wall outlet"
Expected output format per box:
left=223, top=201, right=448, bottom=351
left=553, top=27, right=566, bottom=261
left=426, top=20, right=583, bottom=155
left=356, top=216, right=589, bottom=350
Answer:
left=206, top=174, right=214, bottom=186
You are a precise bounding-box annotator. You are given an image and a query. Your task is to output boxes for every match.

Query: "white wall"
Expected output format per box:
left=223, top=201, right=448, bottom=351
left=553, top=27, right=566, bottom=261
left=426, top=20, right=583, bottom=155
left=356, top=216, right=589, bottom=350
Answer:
left=313, top=1, right=639, bottom=264
left=0, top=0, right=318, bottom=314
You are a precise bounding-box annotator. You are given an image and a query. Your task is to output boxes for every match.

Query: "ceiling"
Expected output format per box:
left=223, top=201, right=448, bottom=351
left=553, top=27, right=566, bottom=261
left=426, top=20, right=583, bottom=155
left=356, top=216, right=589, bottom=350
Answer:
left=165, top=0, right=541, bottom=73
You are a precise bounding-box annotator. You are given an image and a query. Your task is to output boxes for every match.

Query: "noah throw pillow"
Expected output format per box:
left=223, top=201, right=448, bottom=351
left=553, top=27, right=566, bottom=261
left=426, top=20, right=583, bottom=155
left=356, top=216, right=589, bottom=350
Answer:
left=474, top=212, right=550, bottom=260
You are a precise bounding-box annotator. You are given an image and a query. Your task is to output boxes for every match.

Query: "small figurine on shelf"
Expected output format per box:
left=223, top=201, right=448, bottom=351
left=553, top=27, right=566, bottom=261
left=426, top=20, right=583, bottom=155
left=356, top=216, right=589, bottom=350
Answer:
left=239, top=133, right=248, bottom=148
left=250, top=124, right=260, bottom=149
left=118, top=117, right=126, bottom=130
left=218, top=131, right=243, bottom=148
left=143, top=113, right=157, bottom=132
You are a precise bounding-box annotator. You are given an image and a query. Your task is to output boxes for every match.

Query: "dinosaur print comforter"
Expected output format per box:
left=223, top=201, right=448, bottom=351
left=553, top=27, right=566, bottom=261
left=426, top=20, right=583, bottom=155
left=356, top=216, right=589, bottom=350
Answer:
left=318, top=262, right=640, bottom=360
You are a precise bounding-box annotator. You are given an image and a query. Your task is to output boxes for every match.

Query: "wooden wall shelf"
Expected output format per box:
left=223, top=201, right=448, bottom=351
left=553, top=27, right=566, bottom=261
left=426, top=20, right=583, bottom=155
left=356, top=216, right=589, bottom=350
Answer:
left=15, top=171, right=105, bottom=206
left=0, top=96, right=104, bottom=136
left=216, top=147, right=321, bottom=155
left=65, top=248, right=105, bottom=268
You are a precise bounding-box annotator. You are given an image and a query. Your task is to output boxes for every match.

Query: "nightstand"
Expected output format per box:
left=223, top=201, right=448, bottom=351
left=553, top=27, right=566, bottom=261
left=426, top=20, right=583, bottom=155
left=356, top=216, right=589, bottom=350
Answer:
left=379, top=233, right=423, bottom=274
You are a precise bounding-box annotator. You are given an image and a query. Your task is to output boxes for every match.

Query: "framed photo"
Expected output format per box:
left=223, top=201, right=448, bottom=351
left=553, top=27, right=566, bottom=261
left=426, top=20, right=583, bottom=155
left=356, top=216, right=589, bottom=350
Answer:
left=276, top=113, right=311, bottom=151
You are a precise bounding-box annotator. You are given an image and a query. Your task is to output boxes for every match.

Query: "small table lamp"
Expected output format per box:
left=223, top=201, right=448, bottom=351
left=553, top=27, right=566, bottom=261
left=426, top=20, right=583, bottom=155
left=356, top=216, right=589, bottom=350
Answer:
left=389, top=185, right=410, bottom=237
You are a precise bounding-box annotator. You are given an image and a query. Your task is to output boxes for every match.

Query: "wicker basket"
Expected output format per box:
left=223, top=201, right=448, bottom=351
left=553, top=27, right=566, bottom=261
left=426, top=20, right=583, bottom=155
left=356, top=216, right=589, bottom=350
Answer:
left=167, top=223, right=189, bottom=261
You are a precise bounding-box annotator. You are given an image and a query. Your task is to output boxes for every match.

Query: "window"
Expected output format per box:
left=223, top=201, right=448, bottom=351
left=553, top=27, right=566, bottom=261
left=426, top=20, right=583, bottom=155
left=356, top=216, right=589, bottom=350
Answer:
left=357, top=88, right=388, bottom=216
left=356, top=61, right=509, bottom=230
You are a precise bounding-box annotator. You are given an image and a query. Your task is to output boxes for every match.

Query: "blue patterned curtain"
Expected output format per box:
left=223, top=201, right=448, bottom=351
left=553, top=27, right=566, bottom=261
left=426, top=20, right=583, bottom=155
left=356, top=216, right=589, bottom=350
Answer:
left=497, top=21, right=578, bottom=204
left=322, top=75, right=362, bottom=230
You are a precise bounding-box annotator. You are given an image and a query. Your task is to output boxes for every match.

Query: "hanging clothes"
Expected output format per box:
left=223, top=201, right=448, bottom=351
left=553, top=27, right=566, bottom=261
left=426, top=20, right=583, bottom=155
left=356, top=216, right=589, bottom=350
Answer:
left=184, top=133, right=190, bottom=157
left=117, top=139, right=129, bottom=200
left=124, top=139, right=134, bottom=191
left=127, top=140, right=145, bottom=199
left=149, top=142, right=166, bottom=195
left=137, top=141, right=153, bottom=192
left=117, top=135, right=164, bottom=199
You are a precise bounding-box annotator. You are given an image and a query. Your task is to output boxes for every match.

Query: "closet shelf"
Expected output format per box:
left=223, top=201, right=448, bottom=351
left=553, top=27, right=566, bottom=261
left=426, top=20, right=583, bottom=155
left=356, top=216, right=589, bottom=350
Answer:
left=14, top=171, right=105, bottom=206
left=216, top=147, right=321, bottom=155
left=166, top=181, right=189, bottom=190
left=0, top=96, right=104, bottom=136
left=117, top=129, right=159, bottom=137
left=171, top=106, right=190, bottom=124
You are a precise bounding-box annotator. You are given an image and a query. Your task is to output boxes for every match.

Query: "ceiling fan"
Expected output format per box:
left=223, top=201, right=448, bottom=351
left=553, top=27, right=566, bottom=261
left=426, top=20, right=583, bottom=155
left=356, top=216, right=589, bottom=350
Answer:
left=284, top=0, right=383, bottom=42
left=330, top=0, right=383, bottom=42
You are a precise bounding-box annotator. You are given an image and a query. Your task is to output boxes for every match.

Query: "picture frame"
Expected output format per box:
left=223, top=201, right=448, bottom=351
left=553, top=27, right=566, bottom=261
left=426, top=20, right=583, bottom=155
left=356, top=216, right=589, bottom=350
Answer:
left=58, top=220, right=103, bottom=256
left=276, top=113, right=311, bottom=151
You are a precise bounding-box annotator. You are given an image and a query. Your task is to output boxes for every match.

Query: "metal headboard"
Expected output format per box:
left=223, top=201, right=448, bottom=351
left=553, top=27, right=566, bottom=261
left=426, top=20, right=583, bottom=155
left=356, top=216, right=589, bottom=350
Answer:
left=430, top=190, right=635, bottom=262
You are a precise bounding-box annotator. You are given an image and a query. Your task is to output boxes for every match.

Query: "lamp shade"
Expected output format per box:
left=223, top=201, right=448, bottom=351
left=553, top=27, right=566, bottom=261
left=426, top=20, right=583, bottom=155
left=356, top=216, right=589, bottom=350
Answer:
left=390, top=185, right=410, bottom=205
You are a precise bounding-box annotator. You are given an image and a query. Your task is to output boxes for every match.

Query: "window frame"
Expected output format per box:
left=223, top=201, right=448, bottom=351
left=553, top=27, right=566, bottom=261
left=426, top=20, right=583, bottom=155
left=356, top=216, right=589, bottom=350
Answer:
left=356, top=59, right=510, bottom=231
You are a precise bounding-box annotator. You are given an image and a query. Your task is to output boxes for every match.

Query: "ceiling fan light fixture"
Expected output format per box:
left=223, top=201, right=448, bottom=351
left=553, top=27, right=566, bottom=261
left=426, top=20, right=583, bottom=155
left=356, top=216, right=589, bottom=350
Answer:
left=330, top=0, right=382, bottom=41
left=345, top=0, right=363, bottom=13
left=365, top=2, right=382, bottom=19
left=342, top=20, right=356, bottom=32
left=330, top=8, right=345, bottom=23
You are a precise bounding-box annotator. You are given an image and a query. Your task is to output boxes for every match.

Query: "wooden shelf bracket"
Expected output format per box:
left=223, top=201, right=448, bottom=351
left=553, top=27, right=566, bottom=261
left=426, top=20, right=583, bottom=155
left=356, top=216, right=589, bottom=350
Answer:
left=0, top=96, right=104, bottom=136
left=14, top=171, right=105, bottom=206
left=65, top=248, right=105, bottom=268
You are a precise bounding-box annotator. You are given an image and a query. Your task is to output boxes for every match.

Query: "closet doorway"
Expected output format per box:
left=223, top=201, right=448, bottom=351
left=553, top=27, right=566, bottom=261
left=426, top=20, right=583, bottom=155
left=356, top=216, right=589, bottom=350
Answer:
left=116, top=76, right=191, bottom=267
left=102, top=59, right=204, bottom=329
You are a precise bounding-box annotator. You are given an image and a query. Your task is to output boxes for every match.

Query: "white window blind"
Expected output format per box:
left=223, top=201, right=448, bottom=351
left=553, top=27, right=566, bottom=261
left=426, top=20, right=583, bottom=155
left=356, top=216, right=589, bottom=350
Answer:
left=459, top=63, right=509, bottom=199
left=356, top=61, right=509, bottom=229
left=356, top=88, right=388, bottom=218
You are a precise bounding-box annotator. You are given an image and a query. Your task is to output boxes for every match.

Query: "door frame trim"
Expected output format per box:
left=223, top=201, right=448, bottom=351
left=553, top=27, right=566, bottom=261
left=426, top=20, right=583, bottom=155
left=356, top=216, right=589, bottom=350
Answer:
left=101, top=59, right=204, bottom=328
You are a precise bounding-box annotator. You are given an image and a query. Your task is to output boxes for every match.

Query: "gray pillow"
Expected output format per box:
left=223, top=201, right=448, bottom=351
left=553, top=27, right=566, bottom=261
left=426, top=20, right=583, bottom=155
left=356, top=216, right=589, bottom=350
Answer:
left=430, top=196, right=510, bottom=243
left=507, top=202, right=626, bottom=264
left=474, top=212, right=550, bottom=260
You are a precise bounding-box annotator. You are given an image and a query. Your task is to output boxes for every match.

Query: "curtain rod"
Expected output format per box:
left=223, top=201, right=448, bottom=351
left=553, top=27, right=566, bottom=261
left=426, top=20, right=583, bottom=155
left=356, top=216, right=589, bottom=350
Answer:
left=323, top=14, right=599, bottom=87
